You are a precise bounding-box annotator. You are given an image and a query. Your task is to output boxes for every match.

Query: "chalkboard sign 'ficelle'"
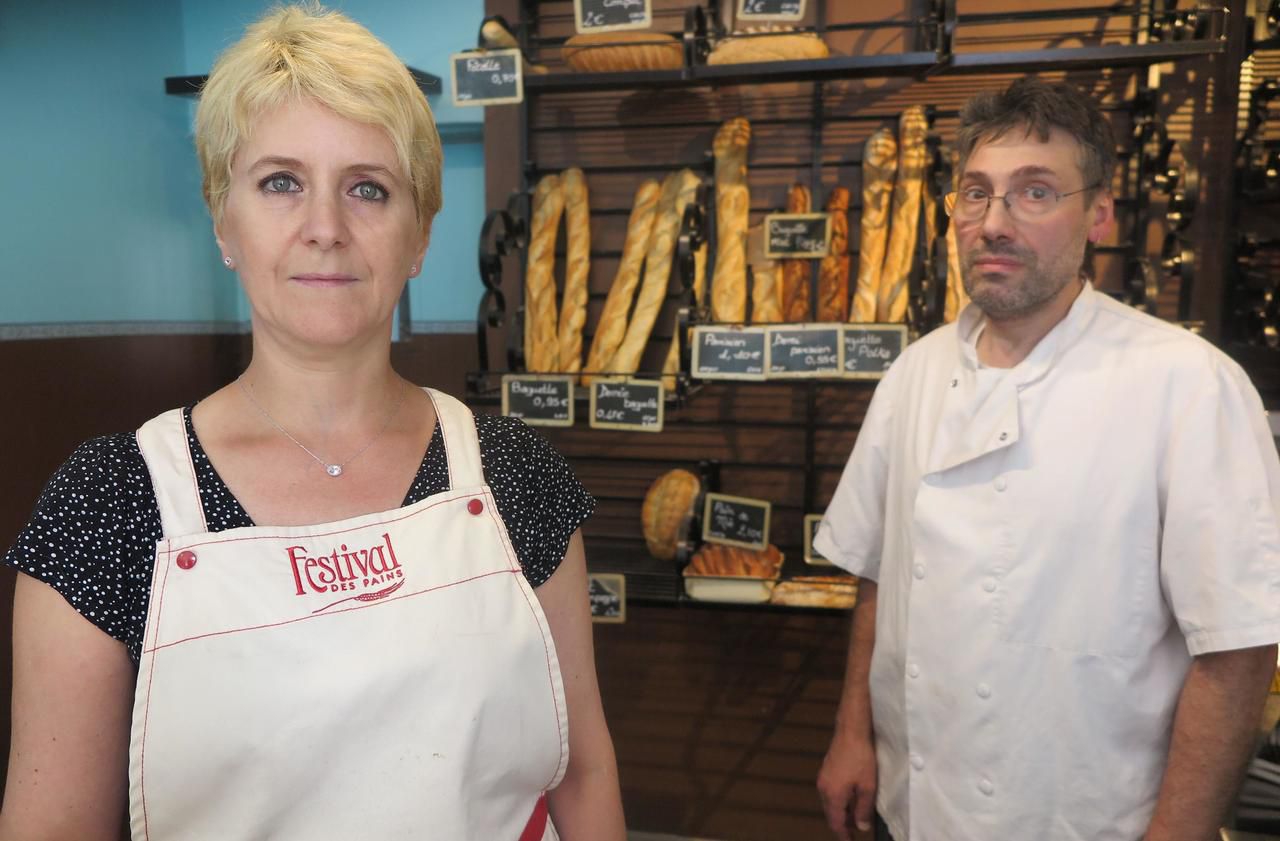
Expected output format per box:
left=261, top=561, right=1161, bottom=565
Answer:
left=702, top=493, right=771, bottom=551
left=843, top=324, right=908, bottom=379
left=764, top=213, right=831, bottom=258
left=501, top=375, right=574, bottom=427
left=575, top=0, right=651, bottom=33
left=803, top=514, right=832, bottom=566
left=691, top=326, right=766, bottom=381
left=766, top=325, right=842, bottom=378
left=589, top=379, right=664, bottom=432
left=450, top=49, right=522, bottom=107
left=588, top=573, right=626, bottom=623
left=737, top=0, right=805, bottom=22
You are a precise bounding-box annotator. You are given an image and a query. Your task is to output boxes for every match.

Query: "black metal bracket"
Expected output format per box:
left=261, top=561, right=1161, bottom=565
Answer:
left=474, top=192, right=529, bottom=380
left=1125, top=257, right=1160, bottom=315
left=1160, top=231, right=1196, bottom=322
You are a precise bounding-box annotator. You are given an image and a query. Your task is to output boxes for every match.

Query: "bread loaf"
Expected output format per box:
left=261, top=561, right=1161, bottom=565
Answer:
left=876, top=106, right=928, bottom=323
left=524, top=174, right=564, bottom=372
left=608, top=169, right=700, bottom=376
left=708, top=27, right=829, bottom=65
left=563, top=31, right=683, bottom=73
left=850, top=127, right=897, bottom=322
left=581, top=180, right=661, bottom=384
left=816, top=187, right=851, bottom=322
left=642, top=469, right=701, bottom=560
left=781, top=183, right=812, bottom=322
left=556, top=168, right=590, bottom=374
left=711, top=118, right=750, bottom=323
left=769, top=576, right=859, bottom=609
left=747, top=223, right=782, bottom=323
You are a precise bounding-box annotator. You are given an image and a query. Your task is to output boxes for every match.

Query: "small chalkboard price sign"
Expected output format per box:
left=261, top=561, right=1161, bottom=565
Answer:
left=842, top=324, right=908, bottom=380
left=589, top=378, right=664, bottom=432
left=737, top=0, right=805, bottom=22
left=501, top=375, right=574, bottom=427
left=450, top=49, right=523, bottom=107
left=702, top=493, right=771, bottom=551
left=764, top=213, right=831, bottom=258
left=691, top=326, right=767, bottom=381
left=588, top=573, right=626, bottom=623
left=803, top=514, right=832, bottom=566
left=766, top=325, right=843, bottom=378
left=575, top=0, right=651, bottom=33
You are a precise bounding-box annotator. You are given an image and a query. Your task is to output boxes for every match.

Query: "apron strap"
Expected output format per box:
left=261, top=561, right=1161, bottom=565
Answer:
left=425, top=388, right=484, bottom=489
left=517, top=794, right=549, bottom=841
left=136, top=408, right=208, bottom=537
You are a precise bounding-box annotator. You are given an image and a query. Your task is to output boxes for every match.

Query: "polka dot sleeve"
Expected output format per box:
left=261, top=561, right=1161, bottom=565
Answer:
left=474, top=413, right=595, bottom=587
left=2, top=434, right=160, bottom=658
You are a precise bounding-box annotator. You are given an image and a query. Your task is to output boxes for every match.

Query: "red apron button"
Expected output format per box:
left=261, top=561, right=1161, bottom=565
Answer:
left=467, top=498, right=484, bottom=516
left=176, top=550, right=197, bottom=570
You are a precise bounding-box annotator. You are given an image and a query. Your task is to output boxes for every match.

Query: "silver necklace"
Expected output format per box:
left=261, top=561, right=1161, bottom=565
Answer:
left=237, top=376, right=408, bottom=478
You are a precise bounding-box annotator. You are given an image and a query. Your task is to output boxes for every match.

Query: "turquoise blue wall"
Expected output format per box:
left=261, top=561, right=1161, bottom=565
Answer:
left=0, top=1, right=486, bottom=332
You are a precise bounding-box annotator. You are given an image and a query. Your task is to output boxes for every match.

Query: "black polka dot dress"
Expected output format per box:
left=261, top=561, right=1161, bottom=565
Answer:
left=5, top=408, right=594, bottom=663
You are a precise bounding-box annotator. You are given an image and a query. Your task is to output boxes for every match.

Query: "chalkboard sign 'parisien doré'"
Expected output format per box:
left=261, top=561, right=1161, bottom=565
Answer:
left=764, top=213, right=831, bottom=258
left=766, top=325, right=842, bottom=378
left=737, top=0, right=805, bottom=22
left=691, top=326, right=766, bottom=380
left=589, top=378, right=664, bottom=432
left=450, top=49, right=522, bottom=107
left=501, top=375, right=574, bottom=427
left=574, top=0, right=651, bottom=33
left=842, top=324, right=908, bottom=379
left=702, top=493, right=771, bottom=551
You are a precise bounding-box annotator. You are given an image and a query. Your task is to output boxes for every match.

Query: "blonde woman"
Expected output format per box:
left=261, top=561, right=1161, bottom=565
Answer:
left=1, top=6, right=625, bottom=839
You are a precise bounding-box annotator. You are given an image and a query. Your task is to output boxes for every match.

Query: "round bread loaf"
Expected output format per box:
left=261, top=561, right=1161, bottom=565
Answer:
left=641, top=469, right=701, bottom=560
left=563, top=31, right=684, bottom=73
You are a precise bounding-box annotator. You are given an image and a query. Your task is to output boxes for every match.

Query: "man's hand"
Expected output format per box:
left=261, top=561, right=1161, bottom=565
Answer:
left=818, top=729, right=877, bottom=840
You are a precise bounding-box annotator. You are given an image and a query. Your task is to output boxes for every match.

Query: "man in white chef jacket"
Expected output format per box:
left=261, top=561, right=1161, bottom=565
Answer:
left=815, top=77, right=1280, bottom=841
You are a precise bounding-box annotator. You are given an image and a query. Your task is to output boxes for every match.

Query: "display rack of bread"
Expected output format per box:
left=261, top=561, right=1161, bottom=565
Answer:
left=769, top=575, right=859, bottom=609
left=684, top=542, right=783, bottom=579
left=641, top=468, right=702, bottom=561
left=708, top=25, right=829, bottom=65
left=711, top=117, right=751, bottom=323
left=562, top=31, right=684, bottom=73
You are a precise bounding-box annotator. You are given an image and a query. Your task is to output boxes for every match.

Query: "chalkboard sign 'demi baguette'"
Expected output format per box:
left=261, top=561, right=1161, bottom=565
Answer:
left=737, top=0, right=805, bottom=22
left=764, top=213, right=831, bottom=258
left=501, top=375, right=574, bottom=427
left=575, top=0, right=652, bottom=33
left=702, top=492, right=771, bottom=551
left=589, top=378, right=664, bottom=432
left=450, top=49, right=523, bottom=107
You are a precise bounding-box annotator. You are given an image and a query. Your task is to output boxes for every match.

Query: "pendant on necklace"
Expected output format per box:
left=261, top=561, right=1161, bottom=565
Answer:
left=326, top=464, right=343, bottom=477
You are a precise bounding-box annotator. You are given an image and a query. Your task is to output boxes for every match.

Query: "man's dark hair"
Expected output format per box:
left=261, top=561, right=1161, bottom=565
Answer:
left=956, top=78, right=1118, bottom=202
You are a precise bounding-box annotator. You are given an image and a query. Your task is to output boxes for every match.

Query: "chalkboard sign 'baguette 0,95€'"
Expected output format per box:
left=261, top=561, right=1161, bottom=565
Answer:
left=737, top=0, right=805, bottom=22
left=691, top=326, right=767, bottom=381
left=501, top=375, right=574, bottom=427
left=450, top=49, right=522, bottom=107
left=702, top=493, right=771, bottom=551
left=575, top=0, right=652, bottom=33
left=588, top=379, right=664, bottom=432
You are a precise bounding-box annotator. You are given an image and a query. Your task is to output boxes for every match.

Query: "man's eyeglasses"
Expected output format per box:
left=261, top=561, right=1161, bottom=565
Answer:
left=943, top=183, right=1100, bottom=223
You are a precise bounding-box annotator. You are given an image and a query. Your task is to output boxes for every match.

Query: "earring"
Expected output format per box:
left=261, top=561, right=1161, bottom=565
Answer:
left=223, top=257, right=233, bottom=267
left=410, top=265, right=418, bottom=275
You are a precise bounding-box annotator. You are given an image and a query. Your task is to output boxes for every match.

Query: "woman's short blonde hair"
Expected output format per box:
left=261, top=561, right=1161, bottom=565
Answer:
left=195, top=3, right=443, bottom=239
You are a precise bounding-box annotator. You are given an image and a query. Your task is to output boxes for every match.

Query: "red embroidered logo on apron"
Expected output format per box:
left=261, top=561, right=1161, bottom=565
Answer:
left=285, top=532, right=407, bottom=613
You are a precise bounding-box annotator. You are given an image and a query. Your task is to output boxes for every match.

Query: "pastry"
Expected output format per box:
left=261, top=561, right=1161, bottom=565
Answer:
left=816, top=187, right=851, bottom=321
left=641, top=468, right=701, bottom=560
left=524, top=174, right=564, bottom=373
left=685, top=543, right=783, bottom=578
left=850, top=127, right=897, bottom=322
left=877, top=106, right=929, bottom=323
left=711, top=118, right=750, bottom=323
left=562, top=31, right=683, bottom=73
left=556, top=168, right=591, bottom=374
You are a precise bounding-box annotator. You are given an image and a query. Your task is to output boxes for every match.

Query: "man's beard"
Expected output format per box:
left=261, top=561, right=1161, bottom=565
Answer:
left=961, top=241, right=1078, bottom=320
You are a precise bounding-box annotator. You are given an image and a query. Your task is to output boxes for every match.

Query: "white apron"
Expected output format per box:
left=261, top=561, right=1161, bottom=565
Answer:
left=127, top=389, right=568, bottom=841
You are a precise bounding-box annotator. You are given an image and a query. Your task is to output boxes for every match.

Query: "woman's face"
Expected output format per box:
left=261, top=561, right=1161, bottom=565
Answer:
left=216, top=98, right=427, bottom=351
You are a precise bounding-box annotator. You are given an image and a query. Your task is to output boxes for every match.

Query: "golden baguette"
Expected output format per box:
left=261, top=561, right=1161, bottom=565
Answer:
left=524, top=174, right=564, bottom=372
left=747, top=223, right=783, bottom=323
left=557, top=168, right=591, bottom=374
left=781, top=183, right=812, bottom=322
left=711, top=118, right=750, bottom=323
left=609, top=169, right=701, bottom=376
left=817, top=187, right=851, bottom=322
left=876, top=106, right=929, bottom=323
left=850, top=127, right=897, bottom=322
left=581, top=180, right=661, bottom=384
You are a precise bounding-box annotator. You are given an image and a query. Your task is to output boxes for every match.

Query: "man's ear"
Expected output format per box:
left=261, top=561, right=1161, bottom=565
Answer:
left=1087, top=192, right=1115, bottom=244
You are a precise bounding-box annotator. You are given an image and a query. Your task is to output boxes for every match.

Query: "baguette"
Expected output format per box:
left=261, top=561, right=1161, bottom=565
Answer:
left=581, top=180, right=661, bottom=384
left=747, top=223, right=782, bottom=323
left=711, top=118, right=750, bottom=323
left=608, top=169, right=701, bottom=376
left=524, top=174, right=564, bottom=372
left=556, top=168, right=591, bottom=374
left=781, top=183, right=812, bottom=322
left=816, top=187, right=851, bottom=322
left=850, top=127, right=897, bottom=322
left=876, top=106, right=929, bottom=323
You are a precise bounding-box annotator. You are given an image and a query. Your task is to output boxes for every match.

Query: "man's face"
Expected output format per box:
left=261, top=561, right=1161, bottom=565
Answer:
left=955, top=126, right=1113, bottom=321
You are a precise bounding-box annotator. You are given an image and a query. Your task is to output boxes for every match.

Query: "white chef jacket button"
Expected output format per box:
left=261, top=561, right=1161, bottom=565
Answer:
left=910, top=754, right=924, bottom=771
left=913, top=564, right=926, bottom=580
left=976, top=683, right=992, bottom=699
left=979, top=778, right=995, bottom=796
left=994, top=477, right=1008, bottom=492
left=950, top=378, right=958, bottom=388
left=982, top=578, right=997, bottom=593
left=907, top=663, right=920, bottom=678
left=998, top=431, right=1008, bottom=442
